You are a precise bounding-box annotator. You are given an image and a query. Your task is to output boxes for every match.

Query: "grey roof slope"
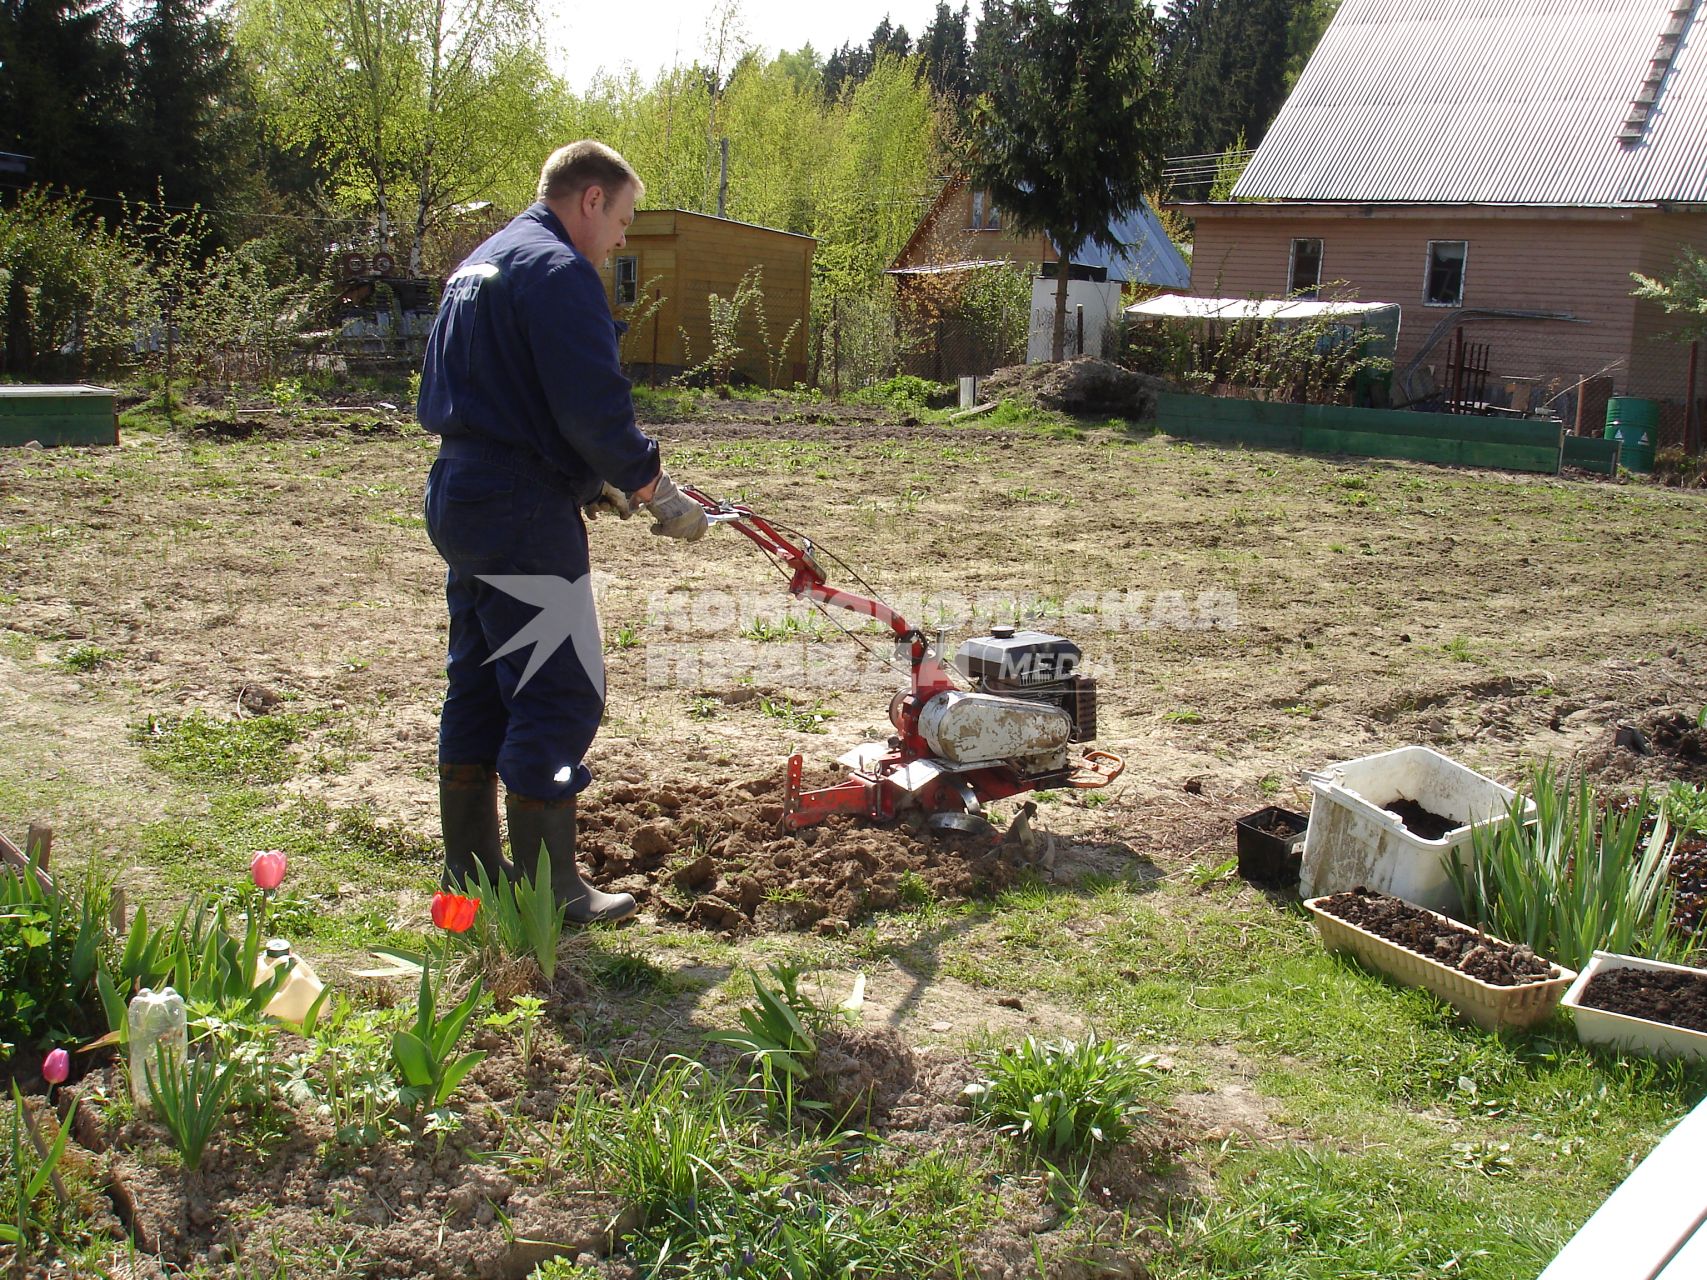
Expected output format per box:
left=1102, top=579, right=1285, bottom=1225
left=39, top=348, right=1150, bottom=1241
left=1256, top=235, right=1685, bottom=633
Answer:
left=1059, top=203, right=1192, bottom=288
left=1232, top=0, right=1707, bottom=206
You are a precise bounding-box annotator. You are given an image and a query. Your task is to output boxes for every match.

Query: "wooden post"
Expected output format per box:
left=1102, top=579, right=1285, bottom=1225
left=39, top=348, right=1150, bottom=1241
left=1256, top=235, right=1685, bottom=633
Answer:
left=26, top=823, right=52, bottom=870
left=0, top=824, right=55, bottom=892
left=831, top=296, right=841, bottom=399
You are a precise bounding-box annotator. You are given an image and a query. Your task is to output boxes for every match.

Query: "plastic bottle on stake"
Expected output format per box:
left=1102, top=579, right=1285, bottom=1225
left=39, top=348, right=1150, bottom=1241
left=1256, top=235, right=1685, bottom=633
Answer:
left=127, top=987, right=187, bottom=1110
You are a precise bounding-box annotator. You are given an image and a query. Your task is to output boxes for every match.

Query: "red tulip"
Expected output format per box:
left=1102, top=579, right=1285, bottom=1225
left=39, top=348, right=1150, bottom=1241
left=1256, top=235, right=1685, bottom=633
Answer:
left=431, top=891, right=479, bottom=933
left=42, top=1047, right=70, bottom=1085
left=250, top=849, right=288, bottom=891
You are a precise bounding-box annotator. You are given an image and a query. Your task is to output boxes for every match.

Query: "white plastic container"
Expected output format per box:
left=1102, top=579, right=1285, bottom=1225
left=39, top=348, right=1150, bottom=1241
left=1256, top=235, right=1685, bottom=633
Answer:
left=127, top=986, right=187, bottom=1110
left=254, top=938, right=326, bottom=1024
left=1298, top=746, right=1530, bottom=917
left=1561, top=951, right=1707, bottom=1063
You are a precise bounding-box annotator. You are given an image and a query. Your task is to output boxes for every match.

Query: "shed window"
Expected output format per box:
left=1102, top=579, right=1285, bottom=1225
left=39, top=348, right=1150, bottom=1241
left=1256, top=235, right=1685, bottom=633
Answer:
left=1424, top=240, right=1467, bottom=307
left=614, top=256, right=638, bottom=306
left=1288, top=238, right=1322, bottom=298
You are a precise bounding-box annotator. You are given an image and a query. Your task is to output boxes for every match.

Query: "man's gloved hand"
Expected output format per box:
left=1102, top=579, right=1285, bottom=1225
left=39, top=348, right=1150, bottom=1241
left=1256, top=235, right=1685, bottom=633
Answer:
left=644, top=471, right=708, bottom=542
left=583, top=482, right=633, bottom=521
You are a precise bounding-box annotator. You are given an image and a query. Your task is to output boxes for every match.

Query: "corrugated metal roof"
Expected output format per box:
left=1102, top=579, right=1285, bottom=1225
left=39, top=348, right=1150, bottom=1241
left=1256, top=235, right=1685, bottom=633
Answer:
left=1056, top=203, right=1193, bottom=288
left=1233, top=0, right=1707, bottom=206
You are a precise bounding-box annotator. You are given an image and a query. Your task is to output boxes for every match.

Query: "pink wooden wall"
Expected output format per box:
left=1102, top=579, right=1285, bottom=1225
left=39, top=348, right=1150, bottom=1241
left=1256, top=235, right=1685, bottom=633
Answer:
left=1188, top=207, right=1704, bottom=428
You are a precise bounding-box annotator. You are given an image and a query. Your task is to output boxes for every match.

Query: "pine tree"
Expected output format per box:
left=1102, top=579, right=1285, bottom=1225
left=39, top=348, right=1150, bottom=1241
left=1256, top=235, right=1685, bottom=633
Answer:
left=967, top=0, right=1175, bottom=361
left=127, top=0, right=262, bottom=227
left=1163, top=0, right=1307, bottom=161
left=0, top=0, right=131, bottom=197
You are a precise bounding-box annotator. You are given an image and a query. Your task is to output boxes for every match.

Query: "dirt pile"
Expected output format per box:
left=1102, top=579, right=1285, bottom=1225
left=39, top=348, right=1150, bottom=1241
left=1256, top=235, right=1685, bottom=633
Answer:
left=576, top=769, right=1040, bottom=935
left=981, top=357, right=1177, bottom=420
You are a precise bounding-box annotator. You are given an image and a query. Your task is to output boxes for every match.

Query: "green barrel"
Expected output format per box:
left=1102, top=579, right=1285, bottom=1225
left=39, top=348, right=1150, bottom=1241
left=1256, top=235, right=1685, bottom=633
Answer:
left=1604, top=397, right=1659, bottom=473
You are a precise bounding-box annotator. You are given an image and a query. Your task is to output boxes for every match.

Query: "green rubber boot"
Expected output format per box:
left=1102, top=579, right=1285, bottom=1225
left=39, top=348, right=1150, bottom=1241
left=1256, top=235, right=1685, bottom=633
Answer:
left=505, top=793, right=637, bottom=925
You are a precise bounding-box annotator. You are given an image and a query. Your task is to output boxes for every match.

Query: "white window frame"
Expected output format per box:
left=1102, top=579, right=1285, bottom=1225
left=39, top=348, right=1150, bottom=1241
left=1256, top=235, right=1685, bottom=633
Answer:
left=1287, top=237, right=1323, bottom=298
left=1423, top=240, right=1468, bottom=307
left=615, top=255, right=638, bottom=306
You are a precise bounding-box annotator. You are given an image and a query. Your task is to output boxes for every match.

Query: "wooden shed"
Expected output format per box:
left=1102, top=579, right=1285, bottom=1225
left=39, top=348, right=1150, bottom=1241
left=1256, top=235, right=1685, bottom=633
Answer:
left=599, top=210, right=814, bottom=387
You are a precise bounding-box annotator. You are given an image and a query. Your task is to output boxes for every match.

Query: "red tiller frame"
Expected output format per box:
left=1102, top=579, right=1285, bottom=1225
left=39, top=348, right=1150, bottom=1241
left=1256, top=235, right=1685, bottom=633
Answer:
left=682, top=487, right=1122, bottom=829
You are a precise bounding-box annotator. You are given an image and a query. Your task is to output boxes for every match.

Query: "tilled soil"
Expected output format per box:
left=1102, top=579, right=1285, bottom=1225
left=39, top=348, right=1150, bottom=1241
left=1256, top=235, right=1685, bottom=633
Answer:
left=1380, top=798, right=1459, bottom=840
left=1317, top=889, right=1560, bottom=985
left=1579, top=965, right=1707, bottom=1033
left=1671, top=838, right=1707, bottom=937
left=576, top=769, right=1040, bottom=936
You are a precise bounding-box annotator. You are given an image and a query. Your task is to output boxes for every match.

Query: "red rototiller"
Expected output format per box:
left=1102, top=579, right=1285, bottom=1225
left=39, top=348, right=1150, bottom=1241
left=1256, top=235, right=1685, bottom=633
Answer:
left=683, top=487, right=1123, bottom=832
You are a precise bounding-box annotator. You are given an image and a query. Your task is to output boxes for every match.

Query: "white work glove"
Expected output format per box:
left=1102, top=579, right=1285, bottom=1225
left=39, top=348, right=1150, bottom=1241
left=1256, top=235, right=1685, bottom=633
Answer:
left=583, top=481, right=633, bottom=521
left=645, top=471, right=708, bottom=542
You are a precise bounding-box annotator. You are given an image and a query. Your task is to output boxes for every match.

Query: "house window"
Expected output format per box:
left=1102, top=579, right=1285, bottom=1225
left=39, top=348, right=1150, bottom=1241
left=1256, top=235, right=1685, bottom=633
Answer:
left=971, top=189, right=985, bottom=229
left=970, top=189, right=1000, bottom=230
left=1424, top=240, right=1467, bottom=307
left=614, top=255, right=638, bottom=306
left=985, top=196, right=1000, bottom=230
left=1288, top=238, right=1322, bottom=298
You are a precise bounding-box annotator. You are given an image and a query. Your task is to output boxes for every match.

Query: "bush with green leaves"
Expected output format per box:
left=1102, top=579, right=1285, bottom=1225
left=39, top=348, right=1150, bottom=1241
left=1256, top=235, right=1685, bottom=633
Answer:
left=850, top=374, right=953, bottom=413
left=0, top=861, right=115, bottom=1055
left=1664, top=781, right=1707, bottom=836
left=1447, top=764, right=1692, bottom=971
left=0, top=189, right=150, bottom=380
left=963, top=1036, right=1161, bottom=1160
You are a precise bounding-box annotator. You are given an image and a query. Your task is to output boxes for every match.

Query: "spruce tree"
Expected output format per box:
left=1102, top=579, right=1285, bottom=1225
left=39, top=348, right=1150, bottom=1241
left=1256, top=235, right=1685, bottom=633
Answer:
left=966, top=0, right=1175, bottom=360
left=0, top=0, right=131, bottom=197
left=919, top=2, right=972, bottom=103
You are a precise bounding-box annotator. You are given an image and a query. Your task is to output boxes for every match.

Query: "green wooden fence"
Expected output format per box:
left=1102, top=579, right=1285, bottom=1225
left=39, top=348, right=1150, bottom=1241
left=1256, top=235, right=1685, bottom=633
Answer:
left=1562, top=434, right=1621, bottom=476
left=1158, top=392, right=1565, bottom=474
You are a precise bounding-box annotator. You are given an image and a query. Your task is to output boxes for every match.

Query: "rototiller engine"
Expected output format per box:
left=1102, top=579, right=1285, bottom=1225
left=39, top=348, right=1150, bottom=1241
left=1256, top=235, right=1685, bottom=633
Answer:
left=683, top=487, right=1123, bottom=832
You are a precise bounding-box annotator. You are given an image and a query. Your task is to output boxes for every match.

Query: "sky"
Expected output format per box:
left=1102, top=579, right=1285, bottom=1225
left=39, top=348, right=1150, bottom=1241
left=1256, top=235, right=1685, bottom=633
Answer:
left=543, top=0, right=956, bottom=93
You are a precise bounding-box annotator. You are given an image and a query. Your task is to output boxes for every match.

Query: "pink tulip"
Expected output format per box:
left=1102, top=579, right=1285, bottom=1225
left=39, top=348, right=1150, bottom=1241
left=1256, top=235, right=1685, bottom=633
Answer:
left=250, top=849, right=288, bottom=891
left=42, top=1048, right=70, bottom=1085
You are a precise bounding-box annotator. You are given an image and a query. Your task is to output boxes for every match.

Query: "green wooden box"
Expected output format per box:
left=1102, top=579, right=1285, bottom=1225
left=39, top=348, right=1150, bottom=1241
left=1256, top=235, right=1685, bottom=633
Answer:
left=0, top=384, right=120, bottom=448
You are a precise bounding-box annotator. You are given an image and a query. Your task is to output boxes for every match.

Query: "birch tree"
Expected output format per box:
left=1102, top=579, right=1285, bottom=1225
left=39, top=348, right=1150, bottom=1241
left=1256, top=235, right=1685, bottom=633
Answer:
left=237, top=0, right=549, bottom=271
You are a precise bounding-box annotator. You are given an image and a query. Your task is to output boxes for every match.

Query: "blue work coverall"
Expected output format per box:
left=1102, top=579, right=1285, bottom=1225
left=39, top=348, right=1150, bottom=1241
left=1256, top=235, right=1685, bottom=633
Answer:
left=417, top=201, right=660, bottom=801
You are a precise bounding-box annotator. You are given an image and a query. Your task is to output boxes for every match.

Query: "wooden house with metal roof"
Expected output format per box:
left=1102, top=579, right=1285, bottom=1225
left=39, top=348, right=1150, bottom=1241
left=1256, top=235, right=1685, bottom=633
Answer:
left=1177, top=0, right=1707, bottom=445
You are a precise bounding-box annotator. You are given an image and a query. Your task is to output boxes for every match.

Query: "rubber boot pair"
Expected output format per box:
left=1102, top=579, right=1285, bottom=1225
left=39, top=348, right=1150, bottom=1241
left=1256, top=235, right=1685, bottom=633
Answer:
left=506, top=793, right=638, bottom=925
left=440, top=766, right=635, bottom=924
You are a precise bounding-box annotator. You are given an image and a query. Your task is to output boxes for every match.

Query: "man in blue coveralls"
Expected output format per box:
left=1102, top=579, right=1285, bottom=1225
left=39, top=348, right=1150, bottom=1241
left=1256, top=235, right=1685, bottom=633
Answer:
left=417, top=140, right=706, bottom=924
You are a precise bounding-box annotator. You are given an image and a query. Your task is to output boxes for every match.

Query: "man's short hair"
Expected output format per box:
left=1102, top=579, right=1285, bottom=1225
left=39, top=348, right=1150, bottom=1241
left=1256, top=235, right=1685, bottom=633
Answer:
left=537, top=141, right=644, bottom=204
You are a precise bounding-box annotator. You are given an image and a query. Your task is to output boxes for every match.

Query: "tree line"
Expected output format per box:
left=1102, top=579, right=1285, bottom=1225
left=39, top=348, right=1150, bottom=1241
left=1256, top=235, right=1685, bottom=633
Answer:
left=0, top=0, right=1340, bottom=379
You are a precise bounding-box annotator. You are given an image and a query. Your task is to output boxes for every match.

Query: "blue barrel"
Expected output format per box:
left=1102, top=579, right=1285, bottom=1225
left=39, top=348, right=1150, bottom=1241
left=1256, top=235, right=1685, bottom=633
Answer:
left=1605, top=397, right=1658, bottom=473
